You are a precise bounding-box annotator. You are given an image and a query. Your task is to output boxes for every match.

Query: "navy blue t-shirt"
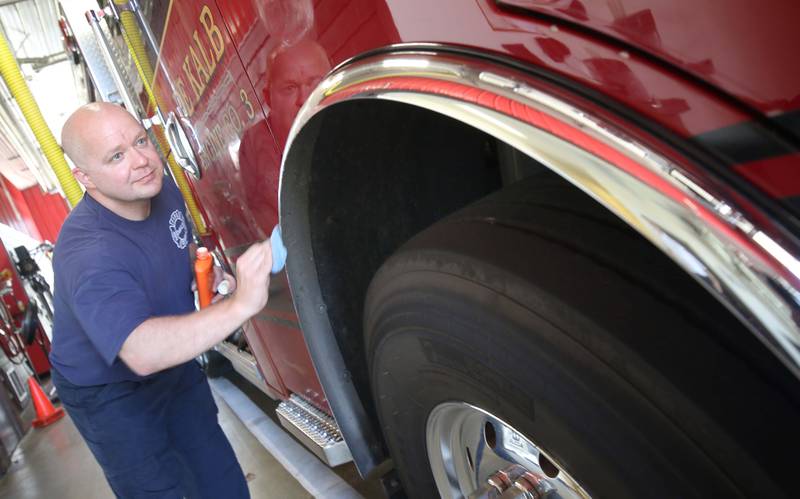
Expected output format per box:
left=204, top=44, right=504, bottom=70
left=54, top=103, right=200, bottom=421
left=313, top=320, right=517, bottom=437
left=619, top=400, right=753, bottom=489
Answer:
left=50, top=179, right=194, bottom=386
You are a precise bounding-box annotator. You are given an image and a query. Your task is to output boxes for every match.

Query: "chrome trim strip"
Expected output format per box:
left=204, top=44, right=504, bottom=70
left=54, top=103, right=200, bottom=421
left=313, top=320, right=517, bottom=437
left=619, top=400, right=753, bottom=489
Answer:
left=283, top=49, right=800, bottom=376
left=214, top=341, right=273, bottom=397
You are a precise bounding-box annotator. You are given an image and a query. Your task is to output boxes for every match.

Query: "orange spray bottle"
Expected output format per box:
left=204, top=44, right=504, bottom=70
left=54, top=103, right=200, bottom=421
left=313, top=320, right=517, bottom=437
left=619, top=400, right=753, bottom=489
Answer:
left=195, top=247, right=214, bottom=309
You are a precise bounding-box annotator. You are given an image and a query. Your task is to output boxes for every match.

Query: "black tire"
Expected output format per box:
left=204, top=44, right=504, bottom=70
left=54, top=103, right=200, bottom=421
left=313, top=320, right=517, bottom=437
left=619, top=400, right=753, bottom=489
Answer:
left=21, top=301, right=39, bottom=345
left=364, top=174, right=800, bottom=498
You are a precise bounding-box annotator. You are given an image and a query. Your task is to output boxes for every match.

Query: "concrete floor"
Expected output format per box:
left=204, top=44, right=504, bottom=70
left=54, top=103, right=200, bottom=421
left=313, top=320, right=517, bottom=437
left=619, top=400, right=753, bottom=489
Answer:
left=217, top=373, right=385, bottom=499
left=0, top=371, right=383, bottom=498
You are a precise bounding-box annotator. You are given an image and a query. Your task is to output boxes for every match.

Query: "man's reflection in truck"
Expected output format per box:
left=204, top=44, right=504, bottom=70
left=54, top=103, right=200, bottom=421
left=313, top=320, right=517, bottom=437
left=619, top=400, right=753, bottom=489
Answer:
left=238, top=37, right=331, bottom=235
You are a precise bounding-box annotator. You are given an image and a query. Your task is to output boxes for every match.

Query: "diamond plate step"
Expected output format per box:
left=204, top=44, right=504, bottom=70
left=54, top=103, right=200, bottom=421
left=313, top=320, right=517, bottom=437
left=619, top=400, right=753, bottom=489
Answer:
left=276, top=394, right=352, bottom=467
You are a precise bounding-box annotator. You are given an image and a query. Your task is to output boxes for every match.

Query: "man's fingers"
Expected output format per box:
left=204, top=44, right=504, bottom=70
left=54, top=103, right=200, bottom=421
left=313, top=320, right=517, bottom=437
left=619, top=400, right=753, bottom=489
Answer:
left=230, top=240, right=273, bottom=316
left=234, top=241, right=273, bottom=291
left=212, top=265, right=224, bottom=284
left=241, top=240, right=272, bottom=273
left=223, top=272, right=236, bottom=292
left=240, top=240, right=269, bottom=263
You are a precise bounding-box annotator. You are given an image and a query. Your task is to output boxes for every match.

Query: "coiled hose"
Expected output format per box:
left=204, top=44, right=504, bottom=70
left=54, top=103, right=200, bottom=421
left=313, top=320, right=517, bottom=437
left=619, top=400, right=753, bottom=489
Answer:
left=0, top=31, right=83, bottom=207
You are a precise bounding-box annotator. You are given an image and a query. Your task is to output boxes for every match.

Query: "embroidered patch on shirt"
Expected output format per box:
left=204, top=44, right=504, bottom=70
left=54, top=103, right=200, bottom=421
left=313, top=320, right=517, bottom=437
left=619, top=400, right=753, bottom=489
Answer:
left=169, top=209, right=188, bottom=249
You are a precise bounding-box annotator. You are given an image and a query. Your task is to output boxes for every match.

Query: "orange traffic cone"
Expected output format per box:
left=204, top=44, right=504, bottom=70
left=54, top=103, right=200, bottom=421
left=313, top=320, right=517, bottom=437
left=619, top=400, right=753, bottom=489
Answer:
left=28, top=376, right=64, bottom=428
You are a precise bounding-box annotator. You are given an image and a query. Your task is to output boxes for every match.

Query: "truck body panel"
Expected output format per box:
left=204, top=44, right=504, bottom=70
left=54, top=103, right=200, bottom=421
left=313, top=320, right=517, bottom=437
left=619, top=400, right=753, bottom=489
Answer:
left=98, top=0, right=800, bottom=491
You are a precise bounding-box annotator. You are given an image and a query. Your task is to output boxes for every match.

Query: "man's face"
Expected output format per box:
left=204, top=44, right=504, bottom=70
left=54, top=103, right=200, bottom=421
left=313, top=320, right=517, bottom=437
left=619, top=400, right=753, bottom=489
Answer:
left=268, top=39, right=330, bottom=146
left=76, top=110, right=164, bottom=207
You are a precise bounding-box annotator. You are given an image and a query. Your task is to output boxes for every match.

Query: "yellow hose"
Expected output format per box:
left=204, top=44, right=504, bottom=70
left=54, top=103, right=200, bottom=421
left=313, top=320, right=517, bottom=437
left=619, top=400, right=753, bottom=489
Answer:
left=0, top=31, right=83, bottom=207
left=115, top=3, right=208, bottom=235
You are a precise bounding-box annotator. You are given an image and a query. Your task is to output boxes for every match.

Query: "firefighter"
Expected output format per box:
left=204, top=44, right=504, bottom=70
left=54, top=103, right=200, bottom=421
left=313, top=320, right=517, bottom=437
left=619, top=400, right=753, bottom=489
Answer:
left=48, top=102, right=271, bottom=498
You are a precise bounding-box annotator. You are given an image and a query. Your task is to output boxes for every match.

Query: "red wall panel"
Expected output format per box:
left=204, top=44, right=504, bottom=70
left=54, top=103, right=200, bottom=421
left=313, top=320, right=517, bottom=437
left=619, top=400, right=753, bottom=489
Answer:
left=0, top=177, right=69, bottom=242
left=20, top=185, right=69, bottom=243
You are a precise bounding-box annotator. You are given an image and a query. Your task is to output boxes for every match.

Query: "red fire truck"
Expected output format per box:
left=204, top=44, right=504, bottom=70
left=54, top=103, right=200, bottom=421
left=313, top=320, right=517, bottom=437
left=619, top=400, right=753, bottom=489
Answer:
left=62, top=1, right=800, bottom=497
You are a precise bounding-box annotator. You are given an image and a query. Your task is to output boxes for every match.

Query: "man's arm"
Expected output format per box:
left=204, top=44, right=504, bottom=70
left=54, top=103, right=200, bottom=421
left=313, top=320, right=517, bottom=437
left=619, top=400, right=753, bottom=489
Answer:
left=119, top=240, right=272, bottom=376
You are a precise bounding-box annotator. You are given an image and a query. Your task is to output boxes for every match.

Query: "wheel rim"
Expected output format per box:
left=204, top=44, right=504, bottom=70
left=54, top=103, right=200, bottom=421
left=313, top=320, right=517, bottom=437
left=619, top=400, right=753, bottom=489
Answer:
left=426, top=402, right=590, bottom=498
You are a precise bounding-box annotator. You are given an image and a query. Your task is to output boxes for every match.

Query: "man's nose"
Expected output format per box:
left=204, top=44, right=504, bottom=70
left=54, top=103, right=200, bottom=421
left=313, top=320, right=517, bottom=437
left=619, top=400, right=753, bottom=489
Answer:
left=296, top=86, right=310, bottom=107
left=130, top=147, right=149, bottom=167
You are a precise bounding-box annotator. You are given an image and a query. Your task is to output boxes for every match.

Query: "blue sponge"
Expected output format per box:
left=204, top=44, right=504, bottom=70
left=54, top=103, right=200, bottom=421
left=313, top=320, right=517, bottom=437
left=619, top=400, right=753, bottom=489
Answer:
left=270, top=224, right=287, bottom=274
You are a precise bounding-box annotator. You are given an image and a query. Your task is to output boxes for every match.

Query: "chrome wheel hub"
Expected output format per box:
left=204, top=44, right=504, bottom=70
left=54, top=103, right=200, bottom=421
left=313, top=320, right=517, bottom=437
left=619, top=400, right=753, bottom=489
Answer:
left=426, top=402, right=590, bottom=498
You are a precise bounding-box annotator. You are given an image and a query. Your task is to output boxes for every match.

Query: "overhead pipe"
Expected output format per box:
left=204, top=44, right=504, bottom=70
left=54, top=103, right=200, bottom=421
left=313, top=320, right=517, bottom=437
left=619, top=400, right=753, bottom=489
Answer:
left=0, top=86, right=58, bottom=192
left=0, top=30, right=82, bottom=207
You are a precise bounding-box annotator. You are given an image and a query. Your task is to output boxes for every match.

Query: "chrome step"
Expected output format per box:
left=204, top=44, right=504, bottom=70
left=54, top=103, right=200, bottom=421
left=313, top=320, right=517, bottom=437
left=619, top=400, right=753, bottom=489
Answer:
left=276, top=394, right=352, bottom=467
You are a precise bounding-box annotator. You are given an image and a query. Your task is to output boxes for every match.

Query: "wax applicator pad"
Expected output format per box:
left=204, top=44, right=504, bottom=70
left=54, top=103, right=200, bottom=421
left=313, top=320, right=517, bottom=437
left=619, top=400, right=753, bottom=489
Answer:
left=270, top=224, right=287, bottom=274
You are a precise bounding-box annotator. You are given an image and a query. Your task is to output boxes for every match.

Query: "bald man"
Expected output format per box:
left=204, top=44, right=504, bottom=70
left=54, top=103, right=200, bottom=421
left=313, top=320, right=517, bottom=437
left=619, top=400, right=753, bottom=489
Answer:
left=50, top=102, right=269, bottom=498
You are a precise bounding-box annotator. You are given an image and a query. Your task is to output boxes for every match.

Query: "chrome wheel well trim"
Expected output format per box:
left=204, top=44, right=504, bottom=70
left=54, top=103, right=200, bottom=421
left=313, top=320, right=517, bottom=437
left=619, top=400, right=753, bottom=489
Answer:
left=281, top=48, right=800, bottom=386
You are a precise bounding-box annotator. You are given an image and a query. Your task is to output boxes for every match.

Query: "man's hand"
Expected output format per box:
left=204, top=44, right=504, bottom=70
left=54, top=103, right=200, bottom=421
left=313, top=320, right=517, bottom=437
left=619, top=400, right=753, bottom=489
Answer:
left=230, top=240, right=272, bottom=317
left=120, top=239, right=273, bottom=376
left=211, top=266, right=236, bottom=304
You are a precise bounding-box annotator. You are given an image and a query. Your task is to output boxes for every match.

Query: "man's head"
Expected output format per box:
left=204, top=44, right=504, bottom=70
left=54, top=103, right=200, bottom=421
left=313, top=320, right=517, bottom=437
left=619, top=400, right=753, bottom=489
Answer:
left=62, top=102, right=164, bottom=220
left=266, top=38, right=330, bottom=146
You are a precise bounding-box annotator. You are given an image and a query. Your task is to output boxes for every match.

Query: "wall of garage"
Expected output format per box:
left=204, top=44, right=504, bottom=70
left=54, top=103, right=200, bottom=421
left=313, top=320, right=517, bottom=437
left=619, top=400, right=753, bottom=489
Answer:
left=0, top=176, right=68, bottom=242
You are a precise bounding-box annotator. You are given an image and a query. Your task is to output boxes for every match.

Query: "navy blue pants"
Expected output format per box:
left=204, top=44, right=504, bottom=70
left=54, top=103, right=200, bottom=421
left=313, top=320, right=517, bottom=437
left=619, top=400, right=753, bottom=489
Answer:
left=52, top=362, right=249, bottom=499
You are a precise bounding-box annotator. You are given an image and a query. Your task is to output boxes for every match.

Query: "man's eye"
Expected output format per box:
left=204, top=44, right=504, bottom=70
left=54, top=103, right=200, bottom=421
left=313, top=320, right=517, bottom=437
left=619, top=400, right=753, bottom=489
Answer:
left=136, top=136, right=148, bottom=146
left=110, top=152, right=123, bottom=161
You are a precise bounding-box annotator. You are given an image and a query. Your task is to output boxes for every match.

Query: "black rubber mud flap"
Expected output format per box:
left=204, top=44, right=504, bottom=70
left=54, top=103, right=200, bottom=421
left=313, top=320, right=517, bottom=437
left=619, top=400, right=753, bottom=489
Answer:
left=364, top=173, right=800, bottom=498
left=198, top=350, right=233, bottom=378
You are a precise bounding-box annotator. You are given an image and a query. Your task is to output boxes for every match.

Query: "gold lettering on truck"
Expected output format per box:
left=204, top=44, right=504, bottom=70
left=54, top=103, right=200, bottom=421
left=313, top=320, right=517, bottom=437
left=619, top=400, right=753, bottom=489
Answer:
left=176, top=80, right=193, bottom=116
left=174, top=4, right=226, bottom=114
left=193, top=31, right=216, bottom=74
left=200, top=5, right=225, bottom=60
left=182, top=57, right=204, bottom=101
left=189, top=43, right=211, bottom=87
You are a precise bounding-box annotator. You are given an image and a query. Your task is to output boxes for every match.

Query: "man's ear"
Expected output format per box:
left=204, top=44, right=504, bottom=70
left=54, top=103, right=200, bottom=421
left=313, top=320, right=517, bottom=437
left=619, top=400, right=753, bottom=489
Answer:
left=72, top=167, right=95, bottom=189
